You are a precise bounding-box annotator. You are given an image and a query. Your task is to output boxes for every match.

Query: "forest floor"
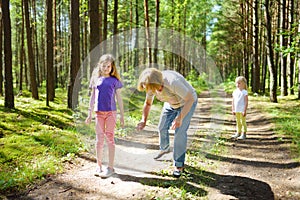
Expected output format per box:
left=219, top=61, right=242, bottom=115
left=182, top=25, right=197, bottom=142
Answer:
left=6, top=91, right=300, bottom=200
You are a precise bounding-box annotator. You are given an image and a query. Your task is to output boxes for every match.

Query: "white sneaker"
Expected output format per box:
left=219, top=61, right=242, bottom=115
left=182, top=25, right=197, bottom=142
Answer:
left=238, top=134, right=246, bottom=140
left=94, top=166, right=103, bottom=176
left=231, top=133, right=240, bottom=138
left=99, top=167, right=115, bottom=178
left=154, top=148, right=171, bottom=160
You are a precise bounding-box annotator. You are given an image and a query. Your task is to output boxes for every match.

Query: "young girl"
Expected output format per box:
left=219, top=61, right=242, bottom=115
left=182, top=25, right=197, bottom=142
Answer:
left=231, top=76, right=248, bottom=140
left=85, top=54, right=124, bottom=178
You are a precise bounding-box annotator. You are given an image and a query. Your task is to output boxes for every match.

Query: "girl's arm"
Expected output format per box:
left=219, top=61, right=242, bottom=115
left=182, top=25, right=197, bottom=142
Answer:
left=243, top=95, right=248, bottom=117
left=115, top=88, right=124, bottom=128
left=85, top=88, right=95, bottom=124
left=232, top=98, right=235, bottom=115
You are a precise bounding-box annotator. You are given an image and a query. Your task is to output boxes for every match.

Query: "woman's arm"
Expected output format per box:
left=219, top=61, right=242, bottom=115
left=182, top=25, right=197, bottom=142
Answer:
left=136, top=97, right=153, bottom=131
left=171, top=91, right=194, bottom=129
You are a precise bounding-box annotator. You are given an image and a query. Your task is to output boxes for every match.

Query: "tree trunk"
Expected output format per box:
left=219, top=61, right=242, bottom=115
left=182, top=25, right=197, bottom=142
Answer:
left=68, top=0, right=81, bottom=109
left=24, top=0, right=39, bottom=99
left=264, top=0, right=278, bottom=103
left=2, top=0, right=15, bottom=108
left=280, top=0, right=288, bottom=96
left=19, top=0, right=25, bottom=92
left=113, top=0, right=118, bottom=56
left=287, top=0, right=294, bottom=95
left=103, top=0, right=108, bottom=52
left=0, top=1, right=3, bottom=96
left=89, top=0, right=100, bottom=75
left=46, top=0, right=54, bottom=106
left=252, top=0, right=260, bottom=93
left=153, top=0, right=159, bottom=65
left=144, top=0, right=152, bottom=64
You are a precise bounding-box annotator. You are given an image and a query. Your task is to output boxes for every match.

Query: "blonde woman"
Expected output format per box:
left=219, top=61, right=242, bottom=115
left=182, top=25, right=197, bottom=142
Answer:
left=231, top=76, right=248, bottom=140
left=86, top=54, right=124, bottom=178
left=136, top=68, right=197, bottom=178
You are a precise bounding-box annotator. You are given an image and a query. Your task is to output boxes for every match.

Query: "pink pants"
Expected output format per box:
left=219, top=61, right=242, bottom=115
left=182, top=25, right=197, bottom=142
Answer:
left=95, top=111, right=116, bottom=168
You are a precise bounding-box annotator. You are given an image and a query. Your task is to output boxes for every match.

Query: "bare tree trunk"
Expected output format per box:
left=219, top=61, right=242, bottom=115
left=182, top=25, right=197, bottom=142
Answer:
left=252, top=0, right=260, bottom=93
left=89, top=0, right=100, bottom=76
left=153, top=0, right=159, bottom=66
left=280, top=0, right=288, bottom=96
left=0, top=1, right=3, bottom=96
left=46, top=0, right=54, bottom=106
left=2, top=0, right=15, bottom=108
left=19, top=0, right=25, bottom=92
left=287, top=0, right=295, bottom=95
left=24, top=0, right=39, bottom=99
left=264, top=0, right=278, bottom=103
left=103, top=0, right=108, bottom=52
left=144, top=0, right=152, bottom=64
left=113, top=0, right=118, bottom=56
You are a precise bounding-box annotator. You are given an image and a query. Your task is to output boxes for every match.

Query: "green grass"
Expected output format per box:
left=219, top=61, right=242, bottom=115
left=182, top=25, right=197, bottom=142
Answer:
left=2, top=77, right=299, bottom=199
left=0, top=89, right=84, bottom=194
left=251, top=94, right=300, bottom=160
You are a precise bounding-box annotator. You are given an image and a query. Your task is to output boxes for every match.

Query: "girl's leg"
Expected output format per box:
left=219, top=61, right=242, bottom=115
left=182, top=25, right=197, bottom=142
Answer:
left=95, top=112, right=106, bottom=169
left=236, top=113, right=242, bottom=134
left=104, top=111, right=117, bottom=169
left=241, top=115, right=247, bottom=133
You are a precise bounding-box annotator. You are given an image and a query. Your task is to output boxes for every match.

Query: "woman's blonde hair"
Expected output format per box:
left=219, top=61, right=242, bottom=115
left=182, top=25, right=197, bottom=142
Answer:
left=137, top=68, right=163, bottom=92
left=235, top=76, right=248, bottom=90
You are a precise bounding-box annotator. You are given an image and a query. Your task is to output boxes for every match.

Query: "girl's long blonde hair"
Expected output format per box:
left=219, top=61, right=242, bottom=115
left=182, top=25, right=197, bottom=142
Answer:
left=90, top=54, right=121, bottom=87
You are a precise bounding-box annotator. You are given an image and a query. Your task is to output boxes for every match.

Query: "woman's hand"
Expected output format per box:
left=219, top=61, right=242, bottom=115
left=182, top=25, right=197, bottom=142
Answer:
left=136, top=121, right=146, bottom=131
left=171, top=117, right=182, bottom=129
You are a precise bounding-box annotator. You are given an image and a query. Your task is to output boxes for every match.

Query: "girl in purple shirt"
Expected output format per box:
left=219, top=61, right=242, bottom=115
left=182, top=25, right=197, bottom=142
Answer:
left=85, top=54, right=124, bottom=178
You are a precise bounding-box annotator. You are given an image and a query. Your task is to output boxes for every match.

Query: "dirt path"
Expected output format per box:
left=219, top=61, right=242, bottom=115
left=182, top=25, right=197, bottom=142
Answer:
left=10, top=91, right=300, bottom=200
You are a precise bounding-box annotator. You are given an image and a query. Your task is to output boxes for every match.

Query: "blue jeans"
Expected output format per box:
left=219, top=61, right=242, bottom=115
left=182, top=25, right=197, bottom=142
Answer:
left=158, top=98, right=197, bottom=167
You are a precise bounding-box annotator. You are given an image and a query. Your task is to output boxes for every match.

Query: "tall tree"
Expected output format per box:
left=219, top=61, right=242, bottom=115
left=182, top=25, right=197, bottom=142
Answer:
left=89, top=0, right=100, bottom=75
left=112, top=0, right=118, bottom=56
left=264, top=0, right=278, bottom=103
left=252, top=0, right=260, bottom=93
left=280, top=0, right=288, bottom=96
left=153, top=0, right=159, bottom=65
left=144, top=0, right=152, bottom=64
left=0, top=1, right=3, bottom=96
left=68, top=0, right=81, bottom=109
left=24, top=0, right=39, bottom=99
left=2, top=0, right=14, bottom=108
left=46, top=0, right=54, bottom=106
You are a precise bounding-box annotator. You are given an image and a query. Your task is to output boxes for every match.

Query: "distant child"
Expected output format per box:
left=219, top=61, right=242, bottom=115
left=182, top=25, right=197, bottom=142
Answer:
left=85, top=54, right=124, bottom=178
left=231, top=76, right=248, bottom=140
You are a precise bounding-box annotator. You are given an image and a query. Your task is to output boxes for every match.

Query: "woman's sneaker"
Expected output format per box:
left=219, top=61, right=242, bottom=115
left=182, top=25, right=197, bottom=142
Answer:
left=154, top=148, right=171, bottom=160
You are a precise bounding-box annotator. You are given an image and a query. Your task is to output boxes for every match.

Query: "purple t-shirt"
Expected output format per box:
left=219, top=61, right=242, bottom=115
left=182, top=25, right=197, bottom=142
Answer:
left=93, top=76, right=123, bottom=111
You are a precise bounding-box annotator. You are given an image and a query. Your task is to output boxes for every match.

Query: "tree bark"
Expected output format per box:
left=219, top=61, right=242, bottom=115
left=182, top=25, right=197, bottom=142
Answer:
left=2, top=0, right=15, bottom=108
left=24, top=0, right=39, bottom=99
left=46, top=0, right=55, bottom=106
left=264, top=0, right=278, bottom=103
left=252, top=0, right=260, bottom=93
left=68, top=0, right=81, bottom=109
